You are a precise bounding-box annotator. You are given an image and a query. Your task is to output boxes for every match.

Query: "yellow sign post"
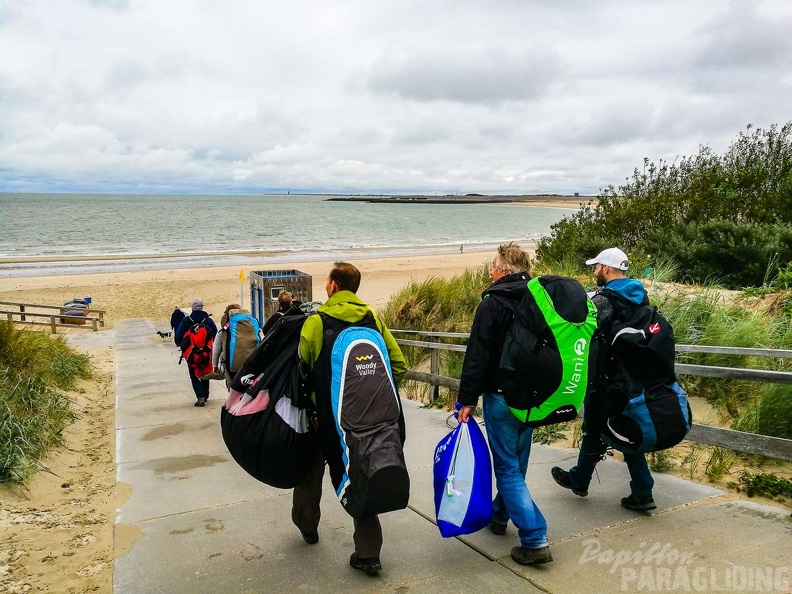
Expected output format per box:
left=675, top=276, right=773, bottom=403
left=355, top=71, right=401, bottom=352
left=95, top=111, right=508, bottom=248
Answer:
left=239, top=269, right=245, bottom=307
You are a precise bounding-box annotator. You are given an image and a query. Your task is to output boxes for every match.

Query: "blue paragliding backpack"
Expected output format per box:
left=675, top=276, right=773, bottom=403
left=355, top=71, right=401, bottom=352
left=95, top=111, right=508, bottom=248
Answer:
left=312, top=311, right=410, bottom=518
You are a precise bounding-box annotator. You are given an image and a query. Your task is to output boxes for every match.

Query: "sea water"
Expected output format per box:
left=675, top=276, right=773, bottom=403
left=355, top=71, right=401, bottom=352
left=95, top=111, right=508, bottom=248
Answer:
left=0, top=193, right=573, bottom=277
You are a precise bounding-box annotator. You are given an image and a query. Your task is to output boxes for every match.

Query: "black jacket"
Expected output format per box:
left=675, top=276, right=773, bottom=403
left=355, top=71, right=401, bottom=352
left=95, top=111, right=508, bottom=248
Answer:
left=457, top=272, right=529, bottom=406
left=261, top=301, right=304, bottom=336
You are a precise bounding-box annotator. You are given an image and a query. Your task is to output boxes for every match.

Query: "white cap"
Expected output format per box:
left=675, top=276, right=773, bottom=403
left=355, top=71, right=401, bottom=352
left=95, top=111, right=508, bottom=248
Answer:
left=585, top=247, right=629, bottom=271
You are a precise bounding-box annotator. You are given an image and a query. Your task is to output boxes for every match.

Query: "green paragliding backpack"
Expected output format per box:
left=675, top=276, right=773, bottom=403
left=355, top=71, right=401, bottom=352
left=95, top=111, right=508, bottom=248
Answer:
left=499, top=275, right=598, bottom=427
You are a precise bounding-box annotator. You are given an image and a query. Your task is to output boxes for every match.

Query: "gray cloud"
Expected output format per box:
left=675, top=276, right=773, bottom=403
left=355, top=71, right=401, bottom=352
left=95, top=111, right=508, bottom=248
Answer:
left=0, top=0, right=790, bottom=196
left=367, top=44, right=563, bottom=104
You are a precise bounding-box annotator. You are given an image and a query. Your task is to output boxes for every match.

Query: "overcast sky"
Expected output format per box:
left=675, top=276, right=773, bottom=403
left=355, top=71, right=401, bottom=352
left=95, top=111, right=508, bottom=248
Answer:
left=1, top=0, right=790, bottom=195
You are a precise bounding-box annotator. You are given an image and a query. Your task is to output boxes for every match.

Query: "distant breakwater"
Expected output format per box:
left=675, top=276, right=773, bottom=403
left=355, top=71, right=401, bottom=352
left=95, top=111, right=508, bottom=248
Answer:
left=326, top=194, right=592, bottom=204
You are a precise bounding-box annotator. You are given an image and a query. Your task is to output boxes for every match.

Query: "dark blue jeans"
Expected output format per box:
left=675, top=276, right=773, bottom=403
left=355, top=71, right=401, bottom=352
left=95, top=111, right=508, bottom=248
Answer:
left=482, top=393, right=548, bottom=549
left=568, top=422, right=654, bottom=498
left=188, top=366, right=210, bottom=400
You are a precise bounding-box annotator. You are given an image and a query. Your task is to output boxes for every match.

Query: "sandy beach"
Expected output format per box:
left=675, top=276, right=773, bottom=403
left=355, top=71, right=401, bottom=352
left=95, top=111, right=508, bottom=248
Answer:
left=0, top=249, right=498, bottom=324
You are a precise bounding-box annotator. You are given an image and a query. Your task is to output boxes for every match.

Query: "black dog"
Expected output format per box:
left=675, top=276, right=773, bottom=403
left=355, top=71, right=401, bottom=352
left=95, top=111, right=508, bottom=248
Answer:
left=156, top=330, right=172, bottom=340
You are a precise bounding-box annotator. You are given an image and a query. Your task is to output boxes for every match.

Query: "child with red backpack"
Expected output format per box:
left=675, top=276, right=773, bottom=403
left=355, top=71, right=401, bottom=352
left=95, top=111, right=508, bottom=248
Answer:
left=175, top=298, right=218, bottom=407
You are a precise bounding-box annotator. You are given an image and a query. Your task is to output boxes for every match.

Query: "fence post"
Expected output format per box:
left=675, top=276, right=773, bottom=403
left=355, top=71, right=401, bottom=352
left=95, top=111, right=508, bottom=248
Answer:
left=429, top=335, right=440, bottom=404
left=20, top=305, right=26, bottom=322
left=91, top=318, right=98, bottom=332
left=50, top=315, right=57, bottom=334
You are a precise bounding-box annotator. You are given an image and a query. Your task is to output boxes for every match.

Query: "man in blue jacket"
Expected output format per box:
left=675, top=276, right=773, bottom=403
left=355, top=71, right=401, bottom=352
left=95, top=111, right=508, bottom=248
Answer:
left=551, top=248, right=656, bottom=511
left=175, top=298, right=217, bottom=407
left=456, top=242, right=552, bottom=566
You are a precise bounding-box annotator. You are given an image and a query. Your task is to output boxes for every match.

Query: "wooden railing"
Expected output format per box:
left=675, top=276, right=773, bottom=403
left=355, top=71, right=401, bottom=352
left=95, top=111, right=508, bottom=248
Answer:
left=0, top=301, right=106, bottom=333
left=392, top=329, right=792, bottom=462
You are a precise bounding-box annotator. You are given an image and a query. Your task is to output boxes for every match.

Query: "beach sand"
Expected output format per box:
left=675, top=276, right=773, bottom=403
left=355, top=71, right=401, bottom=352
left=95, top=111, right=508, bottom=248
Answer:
left=0, top=249, right=497, bottom=326
left=0, top=248, right=499, bottom=593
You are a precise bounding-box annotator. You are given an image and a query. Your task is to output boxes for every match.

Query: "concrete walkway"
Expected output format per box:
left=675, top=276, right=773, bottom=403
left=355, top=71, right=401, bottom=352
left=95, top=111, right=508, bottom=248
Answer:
left=97, top=320, right=790, bottom=593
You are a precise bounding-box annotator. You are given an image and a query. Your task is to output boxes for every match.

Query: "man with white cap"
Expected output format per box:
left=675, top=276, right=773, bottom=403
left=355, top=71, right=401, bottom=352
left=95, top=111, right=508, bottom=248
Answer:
left=551, top=247, right=657, bottom=512
left=175, top=298, right=218, bottom=406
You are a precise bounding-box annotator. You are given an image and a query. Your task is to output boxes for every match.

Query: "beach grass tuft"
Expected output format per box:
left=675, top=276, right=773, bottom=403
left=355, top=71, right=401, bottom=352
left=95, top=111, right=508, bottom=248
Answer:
left=0, top=321, right=91, bottom=484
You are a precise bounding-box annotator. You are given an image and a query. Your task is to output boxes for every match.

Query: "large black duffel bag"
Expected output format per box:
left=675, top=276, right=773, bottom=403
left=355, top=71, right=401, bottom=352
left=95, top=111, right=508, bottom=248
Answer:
left=220, top=314, right=317, bottom=489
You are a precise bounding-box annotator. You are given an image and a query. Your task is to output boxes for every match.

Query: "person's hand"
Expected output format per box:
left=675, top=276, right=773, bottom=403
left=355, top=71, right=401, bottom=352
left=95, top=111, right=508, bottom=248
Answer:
left=457, top=405, right=475, bottom=423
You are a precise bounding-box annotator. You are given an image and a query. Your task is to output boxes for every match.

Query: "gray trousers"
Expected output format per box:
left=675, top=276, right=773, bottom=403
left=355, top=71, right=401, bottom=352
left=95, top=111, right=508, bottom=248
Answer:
left=291, top=450, right=383, bottom=558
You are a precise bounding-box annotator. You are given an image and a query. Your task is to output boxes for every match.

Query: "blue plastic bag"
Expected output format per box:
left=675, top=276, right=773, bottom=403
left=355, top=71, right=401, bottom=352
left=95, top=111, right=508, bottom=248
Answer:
left=433, top=418, right=493, bottom=538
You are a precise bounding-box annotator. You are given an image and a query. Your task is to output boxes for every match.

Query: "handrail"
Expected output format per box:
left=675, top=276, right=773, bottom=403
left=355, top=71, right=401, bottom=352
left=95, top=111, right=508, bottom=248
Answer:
left=394, top=335, right=792, bottom=461
left=392, top=329, right=792, bottom=359
left=1, top=309, right=103, bottom=333
left=0, top=300, right=106, bottom=314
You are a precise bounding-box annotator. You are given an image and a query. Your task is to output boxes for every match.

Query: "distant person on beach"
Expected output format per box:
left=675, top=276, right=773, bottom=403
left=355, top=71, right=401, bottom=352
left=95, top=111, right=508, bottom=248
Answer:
left=175, top=298, right=217, bottom=406
left=262, top=290, right=303, bottom=335
left=456, top=242, right=552, bottom=566
left=293, top=261, right=407, bottom=575
left=460, top=244, right=464, bottom=254
left=457, top=242, right=553, bottom=565
left=551, top=248, right=657, bottom=511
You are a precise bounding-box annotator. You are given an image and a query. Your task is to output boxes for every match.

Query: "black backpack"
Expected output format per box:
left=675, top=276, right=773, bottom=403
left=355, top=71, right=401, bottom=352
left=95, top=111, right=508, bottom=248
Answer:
left=220, top=315, right=318, bottom=488
left=601, top=289, right=676, bottom=383
left=596, top=290, right=692, bottom=453
left=312, top=311, right=409, bottom=518
left=498, top=275, right=599, bottom=427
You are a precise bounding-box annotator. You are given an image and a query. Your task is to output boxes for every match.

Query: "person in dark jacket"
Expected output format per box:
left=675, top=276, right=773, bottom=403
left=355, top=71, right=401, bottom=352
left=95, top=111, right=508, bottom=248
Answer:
left=551, top=248, right=656, bottom=511
left=456, top=242, right=552, bottom=566
left=175, top=298, right=218, bottom=406
left=262, top=291, right=303, bottom=336
left=292, top=262, right=407, bottom=575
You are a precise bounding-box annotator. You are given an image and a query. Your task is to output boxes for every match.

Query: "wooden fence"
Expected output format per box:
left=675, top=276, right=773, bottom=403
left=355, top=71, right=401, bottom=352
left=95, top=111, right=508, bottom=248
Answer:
left=392, top=329, right=792, bottom=462
left=0, top=301, right=106, bottom=333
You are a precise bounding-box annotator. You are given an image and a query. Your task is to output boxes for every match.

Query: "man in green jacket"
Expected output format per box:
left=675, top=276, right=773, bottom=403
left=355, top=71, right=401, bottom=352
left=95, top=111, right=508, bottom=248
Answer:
left=292, top=261, right=407, bottom=575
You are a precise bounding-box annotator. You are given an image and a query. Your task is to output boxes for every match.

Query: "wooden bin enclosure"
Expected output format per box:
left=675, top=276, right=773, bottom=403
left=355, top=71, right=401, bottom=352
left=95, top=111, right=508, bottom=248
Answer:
left=249, top=269, right=312, bottom=326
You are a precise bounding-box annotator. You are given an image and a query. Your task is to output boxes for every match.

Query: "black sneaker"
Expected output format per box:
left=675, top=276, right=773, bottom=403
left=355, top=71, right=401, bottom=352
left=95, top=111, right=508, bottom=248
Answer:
left=196, top=397, right=207, bottom=407
left=621, top=494, right=656, bottom=511
left=489, top=520, right=507, bottom=536
left=551, top=466, right=588, bottom=497
left=193, top=399, right=203, bottom=407
left=511, top=546, right=553, bottom=565
left=349, top=553, right=382, bottom=575
left=300, top=530, right=319, bottom=545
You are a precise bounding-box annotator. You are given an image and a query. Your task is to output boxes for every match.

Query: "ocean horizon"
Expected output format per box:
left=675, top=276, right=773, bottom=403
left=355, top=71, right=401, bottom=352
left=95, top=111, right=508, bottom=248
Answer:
left=0, top=193, right=573, bottom=277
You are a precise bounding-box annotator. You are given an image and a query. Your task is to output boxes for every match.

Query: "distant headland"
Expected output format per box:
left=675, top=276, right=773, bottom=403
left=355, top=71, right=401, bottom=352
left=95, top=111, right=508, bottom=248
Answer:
left=325, top=193, right=595, bottom=205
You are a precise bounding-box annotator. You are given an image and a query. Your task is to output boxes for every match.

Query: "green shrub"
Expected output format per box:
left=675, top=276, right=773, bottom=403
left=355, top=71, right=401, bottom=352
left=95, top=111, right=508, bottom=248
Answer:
left=643, top=220, right=792, bottom=288
left=536, top=123, right=792, bottom=289
left=736, top=471, right=792, bottom=500
left=0, top=322, right=91, bottom=483
left=532, top=423, right=567, bottom=445
left=648, top=450, right=674, bottom=472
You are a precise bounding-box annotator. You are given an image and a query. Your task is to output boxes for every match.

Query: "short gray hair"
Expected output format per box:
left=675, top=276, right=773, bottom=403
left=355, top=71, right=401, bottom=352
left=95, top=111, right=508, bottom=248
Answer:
left=495, top=242, right=532, bottom=274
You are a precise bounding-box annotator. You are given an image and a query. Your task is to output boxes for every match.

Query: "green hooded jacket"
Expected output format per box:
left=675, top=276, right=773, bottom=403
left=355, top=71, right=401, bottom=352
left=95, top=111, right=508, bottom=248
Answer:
left=299, top=289, right=407, bottom=386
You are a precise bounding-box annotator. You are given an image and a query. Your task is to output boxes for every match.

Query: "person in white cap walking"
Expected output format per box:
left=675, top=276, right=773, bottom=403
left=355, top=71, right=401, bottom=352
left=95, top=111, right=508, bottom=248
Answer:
left=174, top=298, right=218, bottom=406
left=551, top=247, right=657, bottom=512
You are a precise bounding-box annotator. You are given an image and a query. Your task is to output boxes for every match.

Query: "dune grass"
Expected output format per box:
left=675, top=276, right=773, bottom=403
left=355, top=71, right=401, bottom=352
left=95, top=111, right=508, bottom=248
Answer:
left=0, top=321, right=91, bottom=484
left=383, top=265, right=792, bottom=441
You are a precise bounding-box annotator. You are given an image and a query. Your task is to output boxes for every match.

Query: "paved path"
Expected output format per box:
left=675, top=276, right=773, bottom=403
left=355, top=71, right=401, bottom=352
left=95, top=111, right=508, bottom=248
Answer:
left=77, top=320, right=791, bottom=593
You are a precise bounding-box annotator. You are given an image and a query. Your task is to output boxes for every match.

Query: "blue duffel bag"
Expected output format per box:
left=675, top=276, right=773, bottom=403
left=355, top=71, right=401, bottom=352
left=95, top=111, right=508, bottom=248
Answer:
left=433, top=414, right=492, bottom=538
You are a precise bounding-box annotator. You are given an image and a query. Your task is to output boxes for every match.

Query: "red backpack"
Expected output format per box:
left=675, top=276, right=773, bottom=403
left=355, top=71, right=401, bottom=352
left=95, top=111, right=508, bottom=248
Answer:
left=180, top=319, right=215, bottom=377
